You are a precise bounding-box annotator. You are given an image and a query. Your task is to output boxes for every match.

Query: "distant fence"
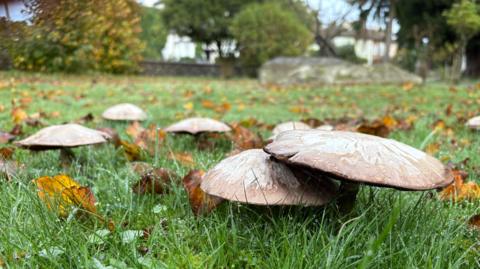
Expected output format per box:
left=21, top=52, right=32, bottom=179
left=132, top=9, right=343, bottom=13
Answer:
left=140, top=60, right=221, bottom=77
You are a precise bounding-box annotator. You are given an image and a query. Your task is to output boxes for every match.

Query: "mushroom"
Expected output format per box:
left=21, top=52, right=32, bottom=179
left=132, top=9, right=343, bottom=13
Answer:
left=466, top=116, right=480, bottom=130
left=15, top=123, right=111, bottom=161
left=200, top=149, right=338, bottom=206
left=316, top=124, right=334, bottom=131
left=102, top=103, right=147, bottom=121
left=270, top=121, right=311, bottom=139
left=264, top=129, right=453, bottom=208
left=164, top=117, right=231, bottom=135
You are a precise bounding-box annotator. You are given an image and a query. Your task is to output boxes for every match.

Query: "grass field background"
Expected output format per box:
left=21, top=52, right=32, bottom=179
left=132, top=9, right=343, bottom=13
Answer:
left=0, top=72, right=479, bottom=268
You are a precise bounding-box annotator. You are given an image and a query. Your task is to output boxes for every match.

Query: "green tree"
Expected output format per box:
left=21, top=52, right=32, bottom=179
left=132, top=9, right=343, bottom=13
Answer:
left=444, top=0, right=480, bottom=81
left=140, top=6, right=167, bottom=60
left=231, top=2, right=312, bottom=71
left=161, top=0, right=256, bottom=59
left=13, top=0, right=144, bottom=73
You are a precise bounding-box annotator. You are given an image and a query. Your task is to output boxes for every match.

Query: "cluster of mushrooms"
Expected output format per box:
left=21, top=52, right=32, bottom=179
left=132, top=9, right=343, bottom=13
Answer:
left=14, top=102, right=458, bottom=213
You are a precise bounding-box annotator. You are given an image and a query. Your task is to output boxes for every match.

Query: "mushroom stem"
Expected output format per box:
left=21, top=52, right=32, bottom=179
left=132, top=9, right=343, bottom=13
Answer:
left=60, top=148, right=75, bottom=165
left=337, top=181, right=360, bottom=214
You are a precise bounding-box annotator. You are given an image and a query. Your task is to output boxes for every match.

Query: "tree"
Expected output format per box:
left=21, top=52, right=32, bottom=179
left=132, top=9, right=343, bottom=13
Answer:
left=444, top=0, right=480, bottom=81
left=13, top=0, right=144, bottom=73
left=140, top=6, right=167, bottom=60
left=231, top=2, right=312, bottom=71
left=161, top=0, right=256, bottom=59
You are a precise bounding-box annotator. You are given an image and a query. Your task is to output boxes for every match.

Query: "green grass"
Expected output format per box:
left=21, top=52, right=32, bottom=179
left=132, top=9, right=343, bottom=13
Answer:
left=0, top=72, right=480, bottom=268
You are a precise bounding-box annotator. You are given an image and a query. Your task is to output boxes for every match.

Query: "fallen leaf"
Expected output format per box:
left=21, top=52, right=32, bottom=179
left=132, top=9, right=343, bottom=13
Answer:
left=228, top=123, right=264, bottom=150
left=119, top=140, right=143, bottom=161
left=33, top=174, right=97, bottom=217
left=132, top=168, right=178, bottom=195
left=97, top=127, right=120, bottom=147
left=0, top=131, right=15, bottom=144
left=0, top=147, right=15, bottom=159
left=11, top=107, right=28, bottom=124
left=215, top=102, right=231, bottom=114
left=439, top=170, right=480, bottom=202
left=468, top=214, right=480, bottom=230
left=134, top=125, right=166, bottom=155
left=425, top=143, right=440, bottom=155
left=1, top=159, right=20, bottom=181
left=75, top=113, right=94, bottom=124
left=183, top=102, right=194, bottom=111
left=289, top=106, right=310, bottom=114
left=201, top=99, right=216, bottom=109
left=182, top=170, right=224, bottom=216
left=168, top=152, right=195, bottom=167
left=356, top=120, right=390, bottom=137
left=402, top=82, right=415, bottom=91
left=126, top=121, right=145, bottom=140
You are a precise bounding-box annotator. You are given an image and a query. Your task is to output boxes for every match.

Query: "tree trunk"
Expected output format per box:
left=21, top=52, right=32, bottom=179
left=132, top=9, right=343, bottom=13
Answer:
left=451, top=38, right=466, bottom=83
left=466, top=34, right=480, bottom=78
left=384, top=1, right=395, bottom=63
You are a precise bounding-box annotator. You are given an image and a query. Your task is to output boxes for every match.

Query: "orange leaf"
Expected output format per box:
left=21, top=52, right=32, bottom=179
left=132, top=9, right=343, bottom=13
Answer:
left=33, top=174, right=97, bottom=217
left=425, top=143, right=440, bottom=155
left=134, top=125, right=166, bottom=155
left=168, top=152, right=195, bottom=167
left=402, top=82, right=415, bottom=91
left=0, top=147, right=15, bottom=159
left=381, top=115, right=398, bottom=129
left=182, top=170, right=223, bottom=216
left=126, top=121, right=145, bottom=140
left=214, top=102, right=231, bottom=113
left=201, top=99, right=216, bottom=109
left=439, top=170, right=480, bottom=202
left=11, top=107, right=28, bottom=124
left=356, top=121, right=390, bottom=137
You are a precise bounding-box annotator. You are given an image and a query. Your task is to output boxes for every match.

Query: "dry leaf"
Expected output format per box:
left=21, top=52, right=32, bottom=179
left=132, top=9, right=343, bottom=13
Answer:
left=183, top=102, right=194, bottom=111
left=201, top=99, right=216, bottom=109
left=97, top=127, right=120, bottom=147
left=439, top=170, right=480, bottom=202
left=356, top=120, right=390, bottom=137
left=11, top=107, right=28, bottom=124
left=0, top=147, right=15, bottom=159
left=132, top=168, right=178, bottom=195
left=215, top=102, right=231, bottom=114
left=289, top=106, right=310, bottom=114
left=182, top=170, right=224, bottom=216
left=168, top=152, right=195, bottom=167
left=134, top=125, right=166, bottom=155
left=402, top=82, right=415, bottom=91
left=425, top=143, right=440, bottom=155
left=126, top=121, right=145, bottom=140
left=119, top=140, right=143, bottom=161
left=468, top=214, right=480, bottom=230
left=33, top=174, right=97, bottom=217
left=228, top=123, right=264, bottom=150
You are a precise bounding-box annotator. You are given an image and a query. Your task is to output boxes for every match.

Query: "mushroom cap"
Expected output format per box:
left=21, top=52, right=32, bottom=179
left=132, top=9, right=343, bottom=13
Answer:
left=466, top=116, right=480, bottom=130
left=102, top=103, right=147, bottom=121
left=200, top=149, right=338, bottom=206
left=15, top=123, right=111, bottom=150
left=164, top=117, right=231, bottom=134
left=270, top=121, right=311, bottom=139
left=264, top=130, right=453, bottom=190
left=316, top=124, right=334, bottom=131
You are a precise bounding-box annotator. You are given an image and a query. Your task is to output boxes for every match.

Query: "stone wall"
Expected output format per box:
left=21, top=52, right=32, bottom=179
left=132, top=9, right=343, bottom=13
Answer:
left=140, top=60, right=221, bottom=77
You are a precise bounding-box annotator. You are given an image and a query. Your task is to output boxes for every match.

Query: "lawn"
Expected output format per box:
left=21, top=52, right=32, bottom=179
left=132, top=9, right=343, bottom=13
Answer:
left=0, top=71, right=479, bottom=268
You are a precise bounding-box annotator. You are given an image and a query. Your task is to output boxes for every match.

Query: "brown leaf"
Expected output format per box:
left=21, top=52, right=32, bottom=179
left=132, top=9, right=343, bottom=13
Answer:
left=132, top=168, right=178, bottom=195
left=97, top=127, right=120, bottom=147
left=402, top=82, right=415, bottom=91
left=302, top=118, right=323, bottom=128
left=182, top=170, right=224, bottom=216
left=119, top=140, right=143, bottom=161
left=201, top=99, right=216, bottom=109
left=468, top=214, right=480, bottom=230
left=0, top=147, right=15, bottom=159
left=9, top=124, right=22, bottom=136
left=167, top=152, right=195, bottom=167
left=214, top=102, right=231, bottom=114
left=425, top=143, right=440, bottom=155
left=75, top=113, right=94, bottom=124
left=134, top=125, right=166, bottom=155
left=129, top=161, right=154, bottom=175
left=356, top=120, right=390, bottom=137
left=228, top=123, right=264, bottom=150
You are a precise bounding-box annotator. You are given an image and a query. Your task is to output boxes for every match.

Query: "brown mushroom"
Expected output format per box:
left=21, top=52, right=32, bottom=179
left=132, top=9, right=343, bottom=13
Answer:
left=466, top=116, right=480, bottom=130
left=264, top=129, right=453, bottom=191
left=14, top=123, right=111, bottom=162
left=270, top=121, right=311, bottom=139
left=102, top=103, right=147, bottom=121
left=164, top=117, right=231, bottom=135
left=200, top=149, right=338, bottom=206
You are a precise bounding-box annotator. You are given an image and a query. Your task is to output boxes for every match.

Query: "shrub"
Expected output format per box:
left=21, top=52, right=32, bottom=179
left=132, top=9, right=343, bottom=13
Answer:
left=140, top=7, right=167, bottom=60
left=12, top=0, right=144, bottom=73
left=231, top=2, right=312, bottom=71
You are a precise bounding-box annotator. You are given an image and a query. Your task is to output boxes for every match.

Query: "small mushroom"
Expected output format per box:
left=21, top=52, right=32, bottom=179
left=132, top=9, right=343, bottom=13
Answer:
left=264, top=130, right=453, bottom=191
left=14, top=123, right=111, bottom=162
left=466, top=116, right=480, bottom=130
left=102, top=103, right=147, bottom=121
left=270, top=121, right=311, bottom=139
left=164, top=117, right=231, bottom=135
left=200, top=149, right=338, bottom=206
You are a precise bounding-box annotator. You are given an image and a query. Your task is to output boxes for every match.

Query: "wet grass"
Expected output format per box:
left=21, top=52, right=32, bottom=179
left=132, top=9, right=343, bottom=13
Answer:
left=0, top=72, right=479, bottom=268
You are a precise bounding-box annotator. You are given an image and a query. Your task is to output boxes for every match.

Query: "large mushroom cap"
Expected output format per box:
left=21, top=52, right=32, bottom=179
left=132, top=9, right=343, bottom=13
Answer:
left=466, top=116, right=480, bottom=130
left=164, top=117, right=231, bottom=134
left=102, top=103, right=147, bottom=121
left=15, top=123, right=111, bottom=150
left=200, top=149, right=338, bottom=206
left=264, top=130, right=453, bottom=190
left=270, top=121, right=311, bottom=139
